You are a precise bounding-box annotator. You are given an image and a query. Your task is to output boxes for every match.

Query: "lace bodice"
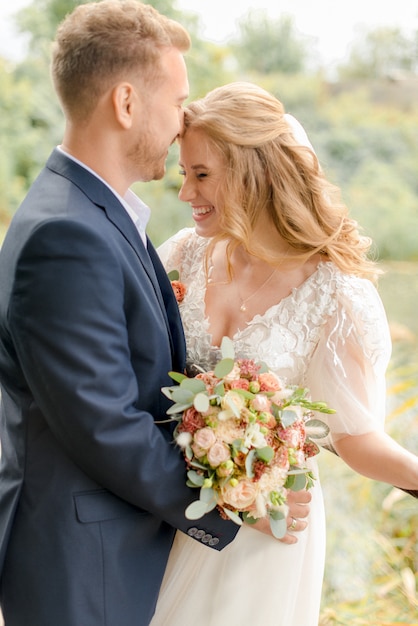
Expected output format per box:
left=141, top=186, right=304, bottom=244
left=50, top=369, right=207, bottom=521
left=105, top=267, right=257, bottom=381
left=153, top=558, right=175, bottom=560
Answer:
left=158, top=228, right=392, bottom=443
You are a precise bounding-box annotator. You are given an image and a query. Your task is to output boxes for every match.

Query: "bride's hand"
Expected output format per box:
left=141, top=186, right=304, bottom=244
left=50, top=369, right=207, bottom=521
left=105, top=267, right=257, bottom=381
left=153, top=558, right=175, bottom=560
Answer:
left=245, top=489, right=311, bottom=544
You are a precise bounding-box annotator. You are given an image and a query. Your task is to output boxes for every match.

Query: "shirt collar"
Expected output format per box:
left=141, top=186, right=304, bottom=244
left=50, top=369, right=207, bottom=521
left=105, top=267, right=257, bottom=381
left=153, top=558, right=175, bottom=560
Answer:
left=56, top=146, right=151, bottom=245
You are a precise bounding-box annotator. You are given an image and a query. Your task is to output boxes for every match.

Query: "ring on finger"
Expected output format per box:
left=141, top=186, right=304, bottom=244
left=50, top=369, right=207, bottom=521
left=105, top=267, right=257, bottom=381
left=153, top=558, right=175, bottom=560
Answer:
left=289, top=517, right=297, bottom=531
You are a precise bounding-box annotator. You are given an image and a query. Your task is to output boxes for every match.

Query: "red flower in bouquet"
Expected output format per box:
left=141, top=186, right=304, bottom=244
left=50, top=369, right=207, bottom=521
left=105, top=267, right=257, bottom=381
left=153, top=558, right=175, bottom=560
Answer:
left=162, top=337, right=334, bottom=538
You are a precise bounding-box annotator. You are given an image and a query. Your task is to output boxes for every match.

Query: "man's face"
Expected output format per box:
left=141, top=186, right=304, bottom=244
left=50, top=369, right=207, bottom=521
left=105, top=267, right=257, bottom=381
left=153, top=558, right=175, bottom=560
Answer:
left=128, top=47, right=189, bottom=182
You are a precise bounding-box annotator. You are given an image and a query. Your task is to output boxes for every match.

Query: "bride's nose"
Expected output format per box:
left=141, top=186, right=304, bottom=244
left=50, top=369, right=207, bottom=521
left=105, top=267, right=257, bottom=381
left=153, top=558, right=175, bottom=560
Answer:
left=178, top=178, right=196, bottom=202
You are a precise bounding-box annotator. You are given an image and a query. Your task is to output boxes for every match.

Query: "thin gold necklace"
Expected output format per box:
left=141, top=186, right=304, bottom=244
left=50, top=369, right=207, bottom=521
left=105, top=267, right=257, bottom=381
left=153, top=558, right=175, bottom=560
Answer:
left=238, top=268, right=277, bottom=312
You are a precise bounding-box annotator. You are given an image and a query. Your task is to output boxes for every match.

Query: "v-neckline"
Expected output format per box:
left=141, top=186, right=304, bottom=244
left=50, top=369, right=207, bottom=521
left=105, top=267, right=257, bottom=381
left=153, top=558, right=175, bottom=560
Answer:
left=202, top=261, right=328, bottom=348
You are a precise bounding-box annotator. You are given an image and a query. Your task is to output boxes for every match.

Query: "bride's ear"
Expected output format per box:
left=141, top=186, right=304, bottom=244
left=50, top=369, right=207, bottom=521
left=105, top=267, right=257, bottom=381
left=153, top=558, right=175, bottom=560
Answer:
left=112, top=82, right=136, bottom=130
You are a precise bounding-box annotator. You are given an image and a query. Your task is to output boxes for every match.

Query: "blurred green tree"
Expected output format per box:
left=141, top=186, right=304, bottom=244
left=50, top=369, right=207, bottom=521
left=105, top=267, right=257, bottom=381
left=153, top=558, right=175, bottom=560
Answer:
left=231, top=11, right=312, bottom=75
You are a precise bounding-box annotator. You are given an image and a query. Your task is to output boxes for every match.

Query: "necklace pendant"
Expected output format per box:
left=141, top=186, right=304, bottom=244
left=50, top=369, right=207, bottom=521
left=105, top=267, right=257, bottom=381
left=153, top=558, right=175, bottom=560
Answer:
left=240, top=303, right=247, bottom=312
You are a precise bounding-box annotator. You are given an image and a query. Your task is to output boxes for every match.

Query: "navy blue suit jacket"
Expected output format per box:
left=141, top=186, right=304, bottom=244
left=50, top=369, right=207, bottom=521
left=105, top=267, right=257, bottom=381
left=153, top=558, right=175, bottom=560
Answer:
left=0, top=149, right=238, bottom=626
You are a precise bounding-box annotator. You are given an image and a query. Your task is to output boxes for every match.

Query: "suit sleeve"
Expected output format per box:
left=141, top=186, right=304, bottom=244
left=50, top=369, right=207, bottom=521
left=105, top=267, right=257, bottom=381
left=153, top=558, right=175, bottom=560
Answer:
left=9, top=218, right=238, bottom=548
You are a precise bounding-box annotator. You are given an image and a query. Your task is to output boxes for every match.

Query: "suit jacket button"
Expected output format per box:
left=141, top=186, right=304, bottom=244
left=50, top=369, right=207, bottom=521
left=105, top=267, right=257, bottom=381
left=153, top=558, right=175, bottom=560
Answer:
left=194, top=529, right=205, bottom=539
left=187, top=527, right=198, bottom=537
left=201, top=533, right=212, bottom=543
left=208, top=537, right=220, bottom=546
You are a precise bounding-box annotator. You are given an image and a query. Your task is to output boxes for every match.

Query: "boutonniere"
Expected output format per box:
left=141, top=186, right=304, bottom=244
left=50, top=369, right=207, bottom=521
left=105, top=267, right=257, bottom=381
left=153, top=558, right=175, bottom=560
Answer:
left=167, top=269, right=187, bottom=303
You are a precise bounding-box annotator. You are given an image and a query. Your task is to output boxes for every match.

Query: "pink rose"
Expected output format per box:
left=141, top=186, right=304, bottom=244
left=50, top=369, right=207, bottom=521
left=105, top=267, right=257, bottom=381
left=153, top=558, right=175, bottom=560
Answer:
left=229, top=378, right=250, bottom=391
left=181, top=407, right=206, bottom=434
left=277, top=421, right=305, bottom=448
left=207, top=441, right=231, bottom=467
left=193, top=427, right=217, bottom=450
left=221, top=480, right=258, bottom=510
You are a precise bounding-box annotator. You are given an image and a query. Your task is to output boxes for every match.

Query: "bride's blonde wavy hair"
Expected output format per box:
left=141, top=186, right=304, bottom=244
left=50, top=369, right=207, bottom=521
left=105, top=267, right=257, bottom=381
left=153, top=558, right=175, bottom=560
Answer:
left=182, top=82, right=378, bottom=280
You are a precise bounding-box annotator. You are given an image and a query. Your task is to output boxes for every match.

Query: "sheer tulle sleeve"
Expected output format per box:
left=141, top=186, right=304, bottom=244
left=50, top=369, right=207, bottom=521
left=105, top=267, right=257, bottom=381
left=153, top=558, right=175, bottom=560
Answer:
left=306, top=277, right=392, bottom=447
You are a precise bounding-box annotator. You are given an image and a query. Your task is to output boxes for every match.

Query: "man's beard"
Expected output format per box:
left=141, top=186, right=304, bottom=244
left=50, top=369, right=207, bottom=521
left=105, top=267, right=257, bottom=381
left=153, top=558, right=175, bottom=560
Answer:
left=128, top=131, right=167, bottom=182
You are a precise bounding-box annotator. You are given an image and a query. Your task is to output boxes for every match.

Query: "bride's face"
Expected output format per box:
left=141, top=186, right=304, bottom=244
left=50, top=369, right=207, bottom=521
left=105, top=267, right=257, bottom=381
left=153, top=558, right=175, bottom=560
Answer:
left=178, top=128, right=225, bottom=238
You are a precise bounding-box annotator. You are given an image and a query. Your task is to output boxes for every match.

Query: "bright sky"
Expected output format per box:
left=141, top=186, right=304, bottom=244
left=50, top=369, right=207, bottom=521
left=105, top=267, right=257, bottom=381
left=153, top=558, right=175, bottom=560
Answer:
left=1, top=0, right=417, bottom=68
left=177, top=0, right=418, bottom=68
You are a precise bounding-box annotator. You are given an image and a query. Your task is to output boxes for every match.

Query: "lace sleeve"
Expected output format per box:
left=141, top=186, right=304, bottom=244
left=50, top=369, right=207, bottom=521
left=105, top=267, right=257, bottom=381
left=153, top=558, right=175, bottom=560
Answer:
left=157, top=227, right=195, bottom=274
left=306, top=276, right=392, bottom=445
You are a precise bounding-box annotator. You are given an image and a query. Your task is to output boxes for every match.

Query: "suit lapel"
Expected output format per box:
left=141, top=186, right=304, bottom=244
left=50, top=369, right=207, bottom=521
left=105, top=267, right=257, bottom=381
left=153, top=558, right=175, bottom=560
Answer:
left=45, top=149, right=184, bottom=366
left=147, top=241, right=186, bottom=372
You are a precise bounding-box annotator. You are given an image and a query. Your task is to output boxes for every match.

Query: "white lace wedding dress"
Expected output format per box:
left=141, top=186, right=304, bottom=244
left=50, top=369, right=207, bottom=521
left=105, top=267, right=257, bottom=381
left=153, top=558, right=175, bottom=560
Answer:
left=151, top=228, right=391, bottom=626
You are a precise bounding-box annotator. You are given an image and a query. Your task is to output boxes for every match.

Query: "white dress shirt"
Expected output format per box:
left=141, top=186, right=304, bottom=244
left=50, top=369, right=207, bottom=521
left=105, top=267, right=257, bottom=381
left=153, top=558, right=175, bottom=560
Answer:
left=56, top=146, right=151, bottom=246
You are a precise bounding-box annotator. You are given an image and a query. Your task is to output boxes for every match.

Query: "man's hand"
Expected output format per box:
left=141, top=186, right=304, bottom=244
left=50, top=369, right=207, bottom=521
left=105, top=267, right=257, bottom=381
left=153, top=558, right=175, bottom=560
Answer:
left=244, top=489, right=311, bottom=544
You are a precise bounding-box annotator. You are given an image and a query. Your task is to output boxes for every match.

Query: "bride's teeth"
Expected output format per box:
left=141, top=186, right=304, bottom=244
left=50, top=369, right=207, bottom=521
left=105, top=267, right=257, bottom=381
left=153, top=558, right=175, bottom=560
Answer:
left=193, top=206, right=213, bottom=215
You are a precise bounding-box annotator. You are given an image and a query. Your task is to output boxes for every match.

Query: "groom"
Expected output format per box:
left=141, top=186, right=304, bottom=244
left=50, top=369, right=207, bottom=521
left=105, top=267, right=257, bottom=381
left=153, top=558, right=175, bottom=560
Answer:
left=0, top=3, right=240, bottom=625
left=0, top=2, right=310, bottom=625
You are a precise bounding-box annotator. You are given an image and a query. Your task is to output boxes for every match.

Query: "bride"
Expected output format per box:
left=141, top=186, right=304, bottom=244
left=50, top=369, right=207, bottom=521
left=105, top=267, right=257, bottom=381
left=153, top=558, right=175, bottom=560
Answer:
left=150, top=82, right=418, bottom=625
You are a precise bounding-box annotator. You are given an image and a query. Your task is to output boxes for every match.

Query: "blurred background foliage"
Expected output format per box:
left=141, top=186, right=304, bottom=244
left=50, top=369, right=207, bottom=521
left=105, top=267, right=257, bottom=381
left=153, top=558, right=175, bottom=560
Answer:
left=0, top=1, right=417, bottom=623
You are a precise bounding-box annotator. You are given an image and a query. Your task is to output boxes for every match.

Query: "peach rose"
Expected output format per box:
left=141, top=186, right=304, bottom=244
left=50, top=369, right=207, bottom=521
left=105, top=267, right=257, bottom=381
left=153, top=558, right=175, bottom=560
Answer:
left=221, top=479, right=258, bottom=510
left=171, top=280, right=186, bottom=303
left=258, top=372, right=283, bottom=392
left=193, top=427, right=217, bottom=449
left=207, top=441, right=231, bottom=467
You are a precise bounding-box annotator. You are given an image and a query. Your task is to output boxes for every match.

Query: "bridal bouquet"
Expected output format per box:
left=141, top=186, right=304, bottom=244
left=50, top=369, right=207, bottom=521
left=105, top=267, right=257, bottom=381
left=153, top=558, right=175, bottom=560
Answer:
left=162, top=337, right=334, bottom=538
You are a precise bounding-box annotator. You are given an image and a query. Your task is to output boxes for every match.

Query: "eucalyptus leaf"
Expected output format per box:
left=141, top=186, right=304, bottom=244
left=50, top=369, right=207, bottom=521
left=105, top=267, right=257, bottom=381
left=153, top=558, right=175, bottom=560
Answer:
left=245, top=448, right=256, bottom=478
left=233, top=388, right=255, bottom=400
left=180, top=377, right=207, bottom=394
left=242, top=512, right=257, bottom=525
left=167, top=269, right=180, bottom=281
left=171, top=387, right=195, bottom=404
left=168, top=371, right=187, bottom=384
left=280, top=408, right=299, bottom=428
left=186, top=480, right=200, bottom=488
left=222, top=508, right=243, bottom=525
left=161, top=386, right=174, bottom=400
left=199, top=487, right=217, bottom=504
left=185, top=500, right=212, bottom=520
left=256, top=446, right=274, bottom=463
left=214, top=358, right=235, bottom=378
left=269, top=509, right=286, bottom=521
left=214, top=382, right=225, bottom=396
left=220, top=336, right=235, bottom=359
left=269, top=515, right=287, bottom=539
left=225, top=394, right=241, bottom=418
left=187, top=470, right=205, bottom=487
left=190, top=459, right=209, bottom=470
left=288, top=472, right=307, bottom=491
left=193, top=392, right=210, bottom=413
left=166, top=402, right=193, bottom=415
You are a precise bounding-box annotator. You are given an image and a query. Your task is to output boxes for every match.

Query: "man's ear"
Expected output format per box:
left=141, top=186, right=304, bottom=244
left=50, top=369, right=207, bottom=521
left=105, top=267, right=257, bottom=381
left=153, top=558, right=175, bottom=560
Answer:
left=112, top=82, right=136, bottom=129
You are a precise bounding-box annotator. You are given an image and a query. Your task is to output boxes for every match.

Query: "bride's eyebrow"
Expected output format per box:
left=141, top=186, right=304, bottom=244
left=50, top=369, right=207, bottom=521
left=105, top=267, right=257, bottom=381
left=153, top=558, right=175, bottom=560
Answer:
left=178, top=162, right=209, bottom=170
